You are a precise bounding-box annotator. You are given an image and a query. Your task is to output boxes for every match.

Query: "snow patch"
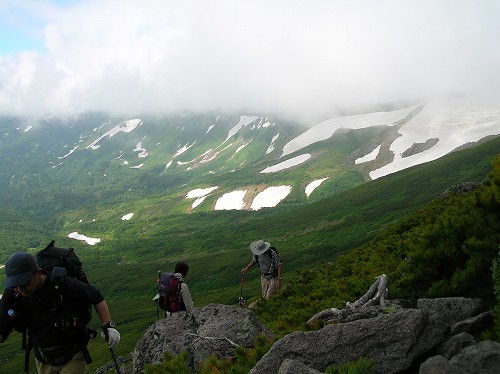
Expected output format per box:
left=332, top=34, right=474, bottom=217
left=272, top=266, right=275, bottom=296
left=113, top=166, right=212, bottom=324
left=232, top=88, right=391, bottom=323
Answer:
left=134, top=141, right=148, bottom=158
left=370, top=99, right=500, bottom=179
left=260, top=154, right=311, bottom=173
left=58, top=145, right=79, bottom=159
left=355, top=145, right=381, bottom=164
left=222, top=116, right=259, bottom=145
left=68, top=232, right=101, bottom=245
left=305, top=177, right=329, bottom=197
left=121, top=213, right=134, bottom=220
left=235, top=141, right=251, bottom=154
left=266, top=133, right=280, bottom=154
left=192, top=195, right=208, bottom=208
left=215, top=190, right=247, bottom=210
left=251, top=186, right=292, bottom=210
left=175, top=141, right=196, bottom=157
left=186, top=187, right=218, bottom=198
left=87, top=119, right=143, bottom=150
left=282, top=106, right=418, bottom=157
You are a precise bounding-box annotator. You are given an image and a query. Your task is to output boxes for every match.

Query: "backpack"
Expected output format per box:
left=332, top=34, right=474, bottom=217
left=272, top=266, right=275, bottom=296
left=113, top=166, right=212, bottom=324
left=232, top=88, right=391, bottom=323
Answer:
left=35, top=240, right=93, bottom=325
left=9, top=240, right=96, bottom=372
left=256, top=246, right=281, bottom=277
left=35, top=240, right=89, bottom=285
left=156, top=272, right=185, bottom=316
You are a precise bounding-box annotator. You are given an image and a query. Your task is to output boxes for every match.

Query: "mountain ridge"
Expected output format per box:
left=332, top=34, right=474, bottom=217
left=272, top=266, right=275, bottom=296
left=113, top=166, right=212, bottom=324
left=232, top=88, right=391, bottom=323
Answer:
left=1, top=98, right=499, bottom=227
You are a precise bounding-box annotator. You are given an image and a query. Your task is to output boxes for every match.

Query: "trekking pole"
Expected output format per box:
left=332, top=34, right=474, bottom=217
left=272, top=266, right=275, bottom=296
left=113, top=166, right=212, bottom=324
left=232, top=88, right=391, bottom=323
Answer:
left=239, top=273, right=246, bottom=307
left=109, top=346, right=121, bottom=374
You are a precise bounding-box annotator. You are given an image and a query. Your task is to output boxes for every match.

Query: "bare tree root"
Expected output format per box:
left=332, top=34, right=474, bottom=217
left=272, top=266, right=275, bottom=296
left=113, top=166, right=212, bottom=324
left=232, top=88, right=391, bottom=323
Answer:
left=307, top=274, right=388, bottom=325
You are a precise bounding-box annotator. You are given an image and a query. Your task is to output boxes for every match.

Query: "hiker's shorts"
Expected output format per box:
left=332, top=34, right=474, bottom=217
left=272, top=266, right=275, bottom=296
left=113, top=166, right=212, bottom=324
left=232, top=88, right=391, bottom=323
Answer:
left=35, top=351, right=86, bottom=374
left=261, top=277, right=279, bottom=300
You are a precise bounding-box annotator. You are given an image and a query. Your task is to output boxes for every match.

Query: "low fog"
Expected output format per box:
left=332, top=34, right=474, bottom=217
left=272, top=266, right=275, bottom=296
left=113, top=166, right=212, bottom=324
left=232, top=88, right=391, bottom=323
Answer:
left=1, top=0, right=499, bottom=123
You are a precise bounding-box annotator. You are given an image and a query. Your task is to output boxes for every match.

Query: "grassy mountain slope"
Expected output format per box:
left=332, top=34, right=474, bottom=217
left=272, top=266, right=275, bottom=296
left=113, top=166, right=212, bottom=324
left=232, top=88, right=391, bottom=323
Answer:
left=68, top=136, right=500, bottom=301
left=143, top=145, right=500, bottom=373
left=0, top=134, right=498, bottom=372
left=255, top=153, right=500, bottom=334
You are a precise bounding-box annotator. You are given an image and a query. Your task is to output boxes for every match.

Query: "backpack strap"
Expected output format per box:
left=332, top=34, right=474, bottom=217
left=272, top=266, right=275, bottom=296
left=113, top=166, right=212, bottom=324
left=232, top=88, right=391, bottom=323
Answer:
left=24, top=339, right=33, bottom=373
left=80, top=342, right=93, bottom=364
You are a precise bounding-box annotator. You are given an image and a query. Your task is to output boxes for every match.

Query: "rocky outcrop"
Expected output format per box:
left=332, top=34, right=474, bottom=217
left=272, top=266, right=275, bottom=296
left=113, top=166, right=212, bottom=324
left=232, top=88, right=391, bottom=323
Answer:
left=421, top=340, right=500, bottom=374
left=250, top=309, right=448, bottom=374
left=438, top=182, right=481, bottom=198
left=249, top=297, right=494, bottom=374
left=99, top=297, right=496, bottom=373
left=131, top=303, right=273, bottom=372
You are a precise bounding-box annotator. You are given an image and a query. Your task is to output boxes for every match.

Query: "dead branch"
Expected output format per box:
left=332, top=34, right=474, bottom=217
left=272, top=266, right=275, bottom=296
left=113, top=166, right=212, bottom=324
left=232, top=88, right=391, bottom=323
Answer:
left=307, top=274, right=388, bottom=325
left=187, top=333, right=240, bottom=348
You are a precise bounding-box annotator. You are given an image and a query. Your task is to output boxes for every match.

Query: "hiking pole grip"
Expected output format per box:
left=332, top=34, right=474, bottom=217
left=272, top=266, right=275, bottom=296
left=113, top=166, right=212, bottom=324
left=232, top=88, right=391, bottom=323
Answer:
left=109, top=346, right=121, bottom=374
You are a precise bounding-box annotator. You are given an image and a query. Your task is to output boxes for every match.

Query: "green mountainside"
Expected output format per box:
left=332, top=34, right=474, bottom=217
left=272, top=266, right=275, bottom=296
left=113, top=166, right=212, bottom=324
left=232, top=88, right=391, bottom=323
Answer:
left=0, top=130, right=498, bottom=372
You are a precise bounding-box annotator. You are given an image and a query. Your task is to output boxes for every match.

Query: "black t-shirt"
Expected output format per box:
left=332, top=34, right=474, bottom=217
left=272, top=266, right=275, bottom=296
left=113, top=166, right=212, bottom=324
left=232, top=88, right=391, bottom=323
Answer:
left=0, top=276, right=104, bottom=348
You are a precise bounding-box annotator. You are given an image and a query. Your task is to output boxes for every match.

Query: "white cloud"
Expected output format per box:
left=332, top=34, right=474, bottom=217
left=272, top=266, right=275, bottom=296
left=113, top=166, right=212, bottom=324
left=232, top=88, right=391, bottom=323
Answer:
left=1, top=1, right=500, bottom=120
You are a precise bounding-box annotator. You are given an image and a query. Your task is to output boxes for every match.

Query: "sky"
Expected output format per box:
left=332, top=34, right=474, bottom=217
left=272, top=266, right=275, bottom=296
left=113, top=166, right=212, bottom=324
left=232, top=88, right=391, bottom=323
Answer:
left=1, top=0, right=500, bottom=121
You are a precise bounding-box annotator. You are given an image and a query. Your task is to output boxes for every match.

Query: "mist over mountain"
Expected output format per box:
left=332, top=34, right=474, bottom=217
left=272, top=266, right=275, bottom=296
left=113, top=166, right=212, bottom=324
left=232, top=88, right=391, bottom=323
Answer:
left=1, top=97, right=499, bottom=241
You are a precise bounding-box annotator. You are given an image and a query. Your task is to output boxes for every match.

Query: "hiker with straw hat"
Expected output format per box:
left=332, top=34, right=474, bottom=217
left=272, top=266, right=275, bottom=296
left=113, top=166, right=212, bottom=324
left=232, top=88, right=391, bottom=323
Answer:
left=241, top=240, right=283, bottom=300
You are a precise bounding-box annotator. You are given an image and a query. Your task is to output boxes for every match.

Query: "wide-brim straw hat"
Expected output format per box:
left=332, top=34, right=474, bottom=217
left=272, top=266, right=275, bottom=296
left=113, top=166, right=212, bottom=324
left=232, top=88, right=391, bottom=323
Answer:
left=250, top=240, right=271, bottom=255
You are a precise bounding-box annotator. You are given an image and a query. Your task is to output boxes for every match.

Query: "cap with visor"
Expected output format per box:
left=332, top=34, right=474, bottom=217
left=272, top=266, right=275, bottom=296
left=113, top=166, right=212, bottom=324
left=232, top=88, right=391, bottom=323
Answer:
left=4, top=252, right=38, bottom=288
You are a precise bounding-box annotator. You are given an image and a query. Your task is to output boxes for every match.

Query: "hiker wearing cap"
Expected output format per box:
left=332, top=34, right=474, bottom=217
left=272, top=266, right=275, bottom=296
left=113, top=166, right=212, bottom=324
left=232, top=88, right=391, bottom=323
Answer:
left=241, top=240, right=283, bottom=300
left=0, top=252, right=120, bottom=374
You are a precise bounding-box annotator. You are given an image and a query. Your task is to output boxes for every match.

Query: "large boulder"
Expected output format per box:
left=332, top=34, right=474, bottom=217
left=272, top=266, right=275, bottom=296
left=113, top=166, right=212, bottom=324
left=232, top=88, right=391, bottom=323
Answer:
left=132, top=304, right=272, bottom=372
left=417, top=297, right=484, bottom=326
left=449, top=311, right=493, bottom=337
left=250, top=309, right=448, bottom=374
left=448, top=340, right=500, bottom=374
left=435, top=332, right=476, bottom=359
left=420, top=340, right=500, bottom=374
left=278, top=359, right=322, bottom=374
left=419, top=355, right=452, bottom=374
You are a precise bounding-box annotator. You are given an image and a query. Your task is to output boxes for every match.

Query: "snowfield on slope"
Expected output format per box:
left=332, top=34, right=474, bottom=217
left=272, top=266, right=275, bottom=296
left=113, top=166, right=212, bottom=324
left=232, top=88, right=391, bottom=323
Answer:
left=281, top=105, right=419, bottom=157
left=87, top=119, right=143, bottom=150
left=370, top=98, right=500, bottom=179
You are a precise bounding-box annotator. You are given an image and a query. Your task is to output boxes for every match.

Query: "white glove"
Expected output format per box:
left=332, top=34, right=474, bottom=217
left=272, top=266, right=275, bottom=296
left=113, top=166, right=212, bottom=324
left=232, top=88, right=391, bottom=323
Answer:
left=101, top=328, right=121, bottom=349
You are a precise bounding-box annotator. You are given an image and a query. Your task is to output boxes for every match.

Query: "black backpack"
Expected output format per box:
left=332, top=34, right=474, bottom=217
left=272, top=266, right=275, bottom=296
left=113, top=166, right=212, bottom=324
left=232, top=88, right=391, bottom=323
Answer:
left=156, top=271, right=185, bottom=316
left=35, top=240, right=89, bottom=285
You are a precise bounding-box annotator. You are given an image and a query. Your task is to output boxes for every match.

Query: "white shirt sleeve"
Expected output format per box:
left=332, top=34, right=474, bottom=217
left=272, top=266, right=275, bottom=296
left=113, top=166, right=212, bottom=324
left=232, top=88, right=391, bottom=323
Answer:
left=181, top=282, right=193, bottom=312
